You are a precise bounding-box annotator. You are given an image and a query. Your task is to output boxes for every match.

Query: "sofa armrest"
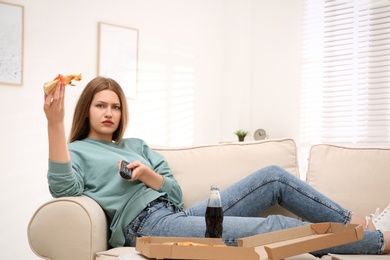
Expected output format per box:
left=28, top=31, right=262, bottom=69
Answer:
left=28, top=195, right=108, bottom=260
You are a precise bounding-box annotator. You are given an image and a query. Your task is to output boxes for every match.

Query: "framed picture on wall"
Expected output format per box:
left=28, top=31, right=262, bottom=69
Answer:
left=98, top=22, right=139, bottom=99
left=0, top=2, right=24, bottom=86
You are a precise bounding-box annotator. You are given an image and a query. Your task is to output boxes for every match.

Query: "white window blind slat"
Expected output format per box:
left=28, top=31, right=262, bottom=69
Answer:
left=300, top=0, right=390, bottom=174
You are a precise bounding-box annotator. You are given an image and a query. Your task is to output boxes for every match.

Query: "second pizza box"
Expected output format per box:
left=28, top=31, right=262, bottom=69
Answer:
left=238, top=222, right=364, bottom=259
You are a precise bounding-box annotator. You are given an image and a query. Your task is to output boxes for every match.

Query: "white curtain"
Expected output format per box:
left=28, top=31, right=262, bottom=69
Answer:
left=300, top=0, right=390, bottom=175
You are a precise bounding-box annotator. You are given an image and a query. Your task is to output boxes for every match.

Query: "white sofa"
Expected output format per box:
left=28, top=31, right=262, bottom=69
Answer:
left=28, top=139, right=390, bottom=260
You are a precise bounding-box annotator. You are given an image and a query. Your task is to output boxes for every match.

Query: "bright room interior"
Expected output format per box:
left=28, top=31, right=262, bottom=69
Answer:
left=0, top=0, right=303, bottom=258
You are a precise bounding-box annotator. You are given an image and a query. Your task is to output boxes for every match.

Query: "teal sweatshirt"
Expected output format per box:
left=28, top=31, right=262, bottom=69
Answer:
left=47, top=138, right=184, bottom=247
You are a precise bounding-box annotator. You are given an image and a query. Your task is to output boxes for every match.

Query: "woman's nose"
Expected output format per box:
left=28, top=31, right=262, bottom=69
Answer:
left=105, top=108, right=113, bottom=117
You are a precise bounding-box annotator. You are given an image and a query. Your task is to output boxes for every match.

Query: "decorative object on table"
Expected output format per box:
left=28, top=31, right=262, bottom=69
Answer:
left=98, top=22, right=139, bottom=99
left=234, top=129, right=249, bottom=142
left=254, top=129, right=267, bottom=140
left=0, top=2, right=24, bottom=86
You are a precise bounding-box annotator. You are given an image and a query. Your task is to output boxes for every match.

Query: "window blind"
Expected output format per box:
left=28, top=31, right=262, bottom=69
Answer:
left=301, top=0, right=390, bottom=149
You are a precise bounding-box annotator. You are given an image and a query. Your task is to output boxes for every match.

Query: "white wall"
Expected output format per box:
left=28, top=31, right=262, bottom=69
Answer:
left=220, top=1, right=302, bottom=142
left=249, top=1, right=302, bottom=141
left=0, top=0, right=302, bottom=258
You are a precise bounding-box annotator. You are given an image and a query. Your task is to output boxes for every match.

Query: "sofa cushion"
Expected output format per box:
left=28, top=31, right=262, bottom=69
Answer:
left=153, top=139, right=299, bottom=209
left=306, top=144, right=390, bottom=217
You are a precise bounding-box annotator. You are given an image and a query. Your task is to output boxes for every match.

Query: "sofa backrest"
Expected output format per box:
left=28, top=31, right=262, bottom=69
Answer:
left=306, top=144, right=390, bottom=217
left=153, top=139, right=299, bottom=209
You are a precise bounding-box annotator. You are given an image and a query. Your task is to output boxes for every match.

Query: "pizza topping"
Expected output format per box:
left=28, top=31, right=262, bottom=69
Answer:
left=54, top=74, right=67, bottom=86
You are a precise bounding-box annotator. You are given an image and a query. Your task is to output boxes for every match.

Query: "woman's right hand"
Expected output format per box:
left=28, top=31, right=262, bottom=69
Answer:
left=44, top=82, right=65, bottom=125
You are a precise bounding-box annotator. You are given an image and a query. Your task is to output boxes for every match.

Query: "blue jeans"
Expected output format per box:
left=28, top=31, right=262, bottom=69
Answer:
left=123, top=165, right=384, bottom=255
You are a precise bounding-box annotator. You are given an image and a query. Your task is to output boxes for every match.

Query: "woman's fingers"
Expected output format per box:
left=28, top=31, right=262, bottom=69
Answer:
left=44, top=82, right=62, bottom=104
left=43, top=82, right=65, bottom=121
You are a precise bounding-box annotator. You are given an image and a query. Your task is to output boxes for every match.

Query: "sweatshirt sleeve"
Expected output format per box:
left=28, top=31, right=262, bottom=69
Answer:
left=47, top=160, right=84, bottom=198
left=140, top=142, right=184, bottom=210
left=154, top=157, right=184, bottom=209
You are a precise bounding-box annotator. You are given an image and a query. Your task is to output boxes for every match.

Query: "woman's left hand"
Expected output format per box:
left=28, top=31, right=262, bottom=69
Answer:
left=118, top=160, right=164, bottom=190
left=124, top=160, right=146, bottom=181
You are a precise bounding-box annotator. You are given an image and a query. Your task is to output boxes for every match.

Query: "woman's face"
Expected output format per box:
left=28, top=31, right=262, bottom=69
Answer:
left=87, top=90, right=121, bottom=142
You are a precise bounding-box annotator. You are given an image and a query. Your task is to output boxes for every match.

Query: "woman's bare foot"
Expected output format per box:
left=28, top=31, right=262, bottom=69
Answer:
left=350, top=214, right=375, bottom=230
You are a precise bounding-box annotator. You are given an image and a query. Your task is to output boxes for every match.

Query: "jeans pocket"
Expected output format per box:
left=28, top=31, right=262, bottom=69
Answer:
left=123, top=219, right=139, bottom=246
left=123, top=199, right=168, bottom=246
left=123, top=208, right=150, bottom=246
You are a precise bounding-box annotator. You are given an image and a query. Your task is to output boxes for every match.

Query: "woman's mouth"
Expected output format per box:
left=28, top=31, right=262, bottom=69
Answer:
left=102, top=120, right=114, bottom=126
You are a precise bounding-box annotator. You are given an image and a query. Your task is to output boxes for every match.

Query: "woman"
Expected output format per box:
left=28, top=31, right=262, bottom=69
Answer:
left=44, top=76, right=390, bottom=256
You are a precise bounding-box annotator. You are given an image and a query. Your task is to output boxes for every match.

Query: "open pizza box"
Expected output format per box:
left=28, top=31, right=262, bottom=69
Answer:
left=135, top=222, right=364, bottom=260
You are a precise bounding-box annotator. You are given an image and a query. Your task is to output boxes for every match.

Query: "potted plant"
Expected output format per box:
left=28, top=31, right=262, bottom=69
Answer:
left=234, top=129, right=249, bottom=142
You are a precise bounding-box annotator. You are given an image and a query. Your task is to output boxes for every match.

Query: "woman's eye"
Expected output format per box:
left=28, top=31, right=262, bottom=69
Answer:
left=113, top=105, right=121, bottom=110
left=96, top=104, right=105, bottom=108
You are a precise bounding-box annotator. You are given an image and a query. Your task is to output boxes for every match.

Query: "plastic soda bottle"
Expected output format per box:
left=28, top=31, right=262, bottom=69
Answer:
left=205, top=185, right=223, bottom=238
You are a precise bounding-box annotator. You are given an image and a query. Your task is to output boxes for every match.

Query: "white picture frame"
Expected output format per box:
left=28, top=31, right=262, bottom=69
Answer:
left=0, top=2, right=24, bottom=85
left=98, top=22, right=139, bottom=98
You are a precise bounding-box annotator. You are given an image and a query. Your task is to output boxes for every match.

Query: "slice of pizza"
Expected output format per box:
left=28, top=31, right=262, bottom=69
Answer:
left=43, top=73, right=82, bottom=94
left=162, top=241, right=226, bottom=247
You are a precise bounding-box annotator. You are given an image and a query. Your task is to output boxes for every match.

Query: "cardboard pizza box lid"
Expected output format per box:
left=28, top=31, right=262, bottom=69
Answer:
left=238, top=223, right=364, bottom=260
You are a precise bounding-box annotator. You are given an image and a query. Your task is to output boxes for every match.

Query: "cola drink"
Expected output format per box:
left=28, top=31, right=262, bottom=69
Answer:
left=205, top=185, right=223, bottom=238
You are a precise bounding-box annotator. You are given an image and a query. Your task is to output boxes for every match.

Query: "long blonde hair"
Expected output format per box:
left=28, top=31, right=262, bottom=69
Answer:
left=69, top=77, right=129, bottom=143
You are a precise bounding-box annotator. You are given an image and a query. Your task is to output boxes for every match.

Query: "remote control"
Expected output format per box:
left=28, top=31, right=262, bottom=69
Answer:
left=119, top=160, right=132, bottom=179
